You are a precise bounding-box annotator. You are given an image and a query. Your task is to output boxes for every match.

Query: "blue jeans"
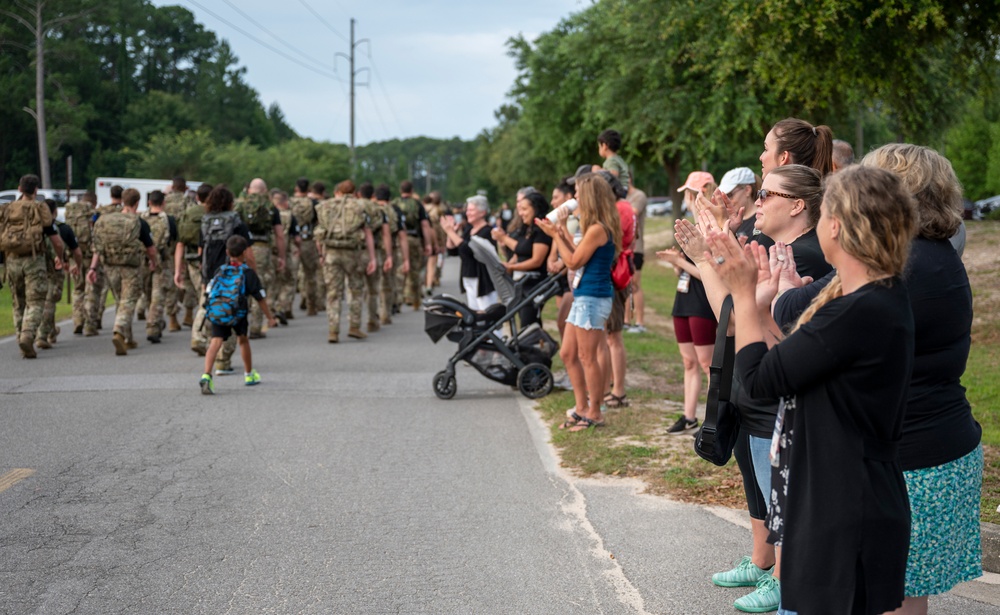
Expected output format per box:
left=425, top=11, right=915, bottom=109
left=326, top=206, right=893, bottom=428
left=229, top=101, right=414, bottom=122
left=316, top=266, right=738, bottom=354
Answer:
left=778, top=609, right=797, bottom=615
left=749, top=434, right=772, bottom=509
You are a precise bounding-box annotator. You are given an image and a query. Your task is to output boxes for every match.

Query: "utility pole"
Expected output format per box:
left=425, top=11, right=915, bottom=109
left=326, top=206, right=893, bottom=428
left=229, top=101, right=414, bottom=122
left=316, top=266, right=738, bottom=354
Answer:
left=336, top=19, right=369, bottom=174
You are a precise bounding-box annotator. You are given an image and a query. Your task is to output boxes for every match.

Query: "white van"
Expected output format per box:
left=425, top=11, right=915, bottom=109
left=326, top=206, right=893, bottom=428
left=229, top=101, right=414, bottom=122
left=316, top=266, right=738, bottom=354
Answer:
left=0, top=188, right=89, bottom=222
left=94, top=177, right=203, bottom=212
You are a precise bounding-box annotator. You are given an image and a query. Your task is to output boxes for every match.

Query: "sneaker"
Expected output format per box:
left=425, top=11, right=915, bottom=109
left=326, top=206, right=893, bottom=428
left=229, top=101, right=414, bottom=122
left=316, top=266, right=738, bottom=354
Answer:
left=245, top=370, right=261, bottom=386
left=626, top=324, right=647, bottom=334
left=667, top=416, right=699, bottom=435
left=553, top=375, right=573, bottom=390
left=199, top=374, right=214, bottom=395
left=733, top=574, right=780, bottom=613
left=215, top=366, right=235, bottom=376
left=712, top=556, right=772, bottom=588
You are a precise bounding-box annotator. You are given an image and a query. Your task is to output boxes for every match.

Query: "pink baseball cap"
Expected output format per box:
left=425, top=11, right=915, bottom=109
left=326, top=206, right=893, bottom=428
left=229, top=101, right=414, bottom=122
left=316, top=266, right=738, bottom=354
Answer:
left=677, top=171, right=716, bottom=193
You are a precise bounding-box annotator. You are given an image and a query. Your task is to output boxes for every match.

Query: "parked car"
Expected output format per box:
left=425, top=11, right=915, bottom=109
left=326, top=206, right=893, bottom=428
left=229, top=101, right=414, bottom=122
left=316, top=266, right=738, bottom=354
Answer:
left=647, top=196, right=675, bottom=216
left=975, top=195, right=1000, bottom=219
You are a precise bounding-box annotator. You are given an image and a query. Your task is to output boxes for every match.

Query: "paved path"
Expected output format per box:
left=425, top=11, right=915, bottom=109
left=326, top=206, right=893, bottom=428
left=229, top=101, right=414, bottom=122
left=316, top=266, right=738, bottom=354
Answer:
left=1, top=265, right=997, bottom=614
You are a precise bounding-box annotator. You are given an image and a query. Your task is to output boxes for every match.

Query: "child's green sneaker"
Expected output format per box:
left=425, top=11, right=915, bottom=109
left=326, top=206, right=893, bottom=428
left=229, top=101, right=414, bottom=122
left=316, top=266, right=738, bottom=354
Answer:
left=244, top=369, right=261, bottom=386
left=199, top=373, right=214, bottom=395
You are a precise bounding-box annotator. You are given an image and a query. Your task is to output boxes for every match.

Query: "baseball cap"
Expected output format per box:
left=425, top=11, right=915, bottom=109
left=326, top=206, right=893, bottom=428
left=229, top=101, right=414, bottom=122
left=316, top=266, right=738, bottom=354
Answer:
left=566, top=164, right=595, bottom=185
left=677, top=171, right=716, bottom=193
left=718, top=167, right=756, bottom=194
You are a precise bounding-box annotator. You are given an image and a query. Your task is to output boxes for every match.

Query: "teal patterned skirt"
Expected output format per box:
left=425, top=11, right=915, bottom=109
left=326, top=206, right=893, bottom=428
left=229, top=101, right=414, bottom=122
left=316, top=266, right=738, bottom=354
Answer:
left=903, top=444, right=983, bottom=596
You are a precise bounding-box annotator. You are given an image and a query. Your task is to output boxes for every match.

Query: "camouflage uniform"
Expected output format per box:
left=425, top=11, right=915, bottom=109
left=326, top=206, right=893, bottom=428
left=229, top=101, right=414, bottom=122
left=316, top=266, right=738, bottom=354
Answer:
left=87, top=202, right=123, bottom=334
left=290, top=196, right=320, bottom=315
left=381, top=204, right=403, bottom=323
left=175, top=204, right=207, bottom=353
left=93, top=211, right=145, bottom=349
left=315, top=195, right=369, bottom=339
left=164, top=192, right=199, bottom=317
left=139, top=211, right=173, bottom=339
left=393, top=195, right=425, bottom=309
left=274, top=207, right=299, bottom=317
left=235, top=193, right=277, bottom=337
left=37, top=228, right=69, bottom=345
left=362, top=199, right=386, bottom=330
left=0, top=198, right=54, bottom=353
left=64, top=200, right=99, bottom=334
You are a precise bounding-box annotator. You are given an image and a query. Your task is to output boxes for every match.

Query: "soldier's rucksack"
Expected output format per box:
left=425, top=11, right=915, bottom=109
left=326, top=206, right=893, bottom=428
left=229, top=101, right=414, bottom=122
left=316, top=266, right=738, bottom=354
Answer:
left=317, top=196, right=367, bottom=249
left=94, top=212, right=142, bottom=267
left=205, top=263, right=247, bottom=326
left=289, top=196, right=316, bottom=239
left=141, top=212, right=171, bottom=254
left=164, top=192, right=196, bottom=218
left=64, top=201, right=94, bottom=252
left=393, top=196, right=421, bottom=234
left=0, top=199, right=48, bottom=257
left=177, top=206, right=204, bottom=247
left=235, top=194, right=273, bottom=240
left=200, top=211, right=240, bottom=246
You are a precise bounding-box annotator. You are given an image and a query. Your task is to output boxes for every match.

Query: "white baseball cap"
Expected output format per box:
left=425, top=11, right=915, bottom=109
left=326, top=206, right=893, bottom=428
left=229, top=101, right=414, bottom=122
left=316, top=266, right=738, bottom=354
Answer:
left=718, top=167, right=757, bottom=194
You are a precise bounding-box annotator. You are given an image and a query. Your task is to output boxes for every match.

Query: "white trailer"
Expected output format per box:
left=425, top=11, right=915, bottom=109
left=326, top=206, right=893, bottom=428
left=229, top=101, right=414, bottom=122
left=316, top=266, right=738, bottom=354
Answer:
left=94, top=177, right=203, bottom=212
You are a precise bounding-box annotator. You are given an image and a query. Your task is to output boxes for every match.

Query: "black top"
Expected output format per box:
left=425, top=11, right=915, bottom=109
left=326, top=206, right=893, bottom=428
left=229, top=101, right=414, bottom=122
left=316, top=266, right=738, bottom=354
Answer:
left=56, top=223, right=78, bottom=251
left=773, top=238, right=982, bottom=470
left=736, top=218, right=773, bottom=249
left=43, top=223, right=58, bottom=237
left=671, top=255, right=715, bottom=320
left=447, top=224, right=495, bottom=297
left=166, top=215, right=178, bottom=243
left=788, top=228, right=832, bottom=281
left=201, top=221, right=252, bottom=282
left=137, top=219, right=154, bottom=248
left=737, top=279, right=914, bottom=614
left=510, top=226, right=552, bottom=276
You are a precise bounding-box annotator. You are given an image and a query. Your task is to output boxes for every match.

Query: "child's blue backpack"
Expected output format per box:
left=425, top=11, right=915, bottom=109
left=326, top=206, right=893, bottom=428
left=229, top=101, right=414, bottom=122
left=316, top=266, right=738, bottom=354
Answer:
left=205, top=264, right=246, bottom=326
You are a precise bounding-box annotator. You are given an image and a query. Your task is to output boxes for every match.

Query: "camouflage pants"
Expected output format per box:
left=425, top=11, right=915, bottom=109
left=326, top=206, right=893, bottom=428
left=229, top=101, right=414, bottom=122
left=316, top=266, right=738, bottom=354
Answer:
left=86, top=265, right=109, bottom=332
left=188, top=261, right=208, bottom=352
left=397, top=235, right=424, bottom=306
left=181, top=262, right=198, bottom=311
left=72, top=253, right=102, bottom=332
left=383, top=246, right=401, bottom=313
left=364, top=251, right=382, bottom=324
left=141, top=261, right=172, bottom=337
left=297, top=239, right=320, bottom=312
left=105, top=264, right=142, bottom=343
left=323, top=248, right=364, bottom=334
left=274, top=247, right=299, bottom=315
left=6, top=253, right=48, bottom=342
left=249, top=243, right=274, bottom=335
left=37, top=267, right=65, bottom=341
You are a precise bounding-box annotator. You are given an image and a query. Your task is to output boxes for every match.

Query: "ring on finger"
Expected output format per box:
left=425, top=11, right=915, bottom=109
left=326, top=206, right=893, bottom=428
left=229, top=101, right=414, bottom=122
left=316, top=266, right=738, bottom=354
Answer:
left=776, top=254, right=786, bottom=262
left=715, top=256, right=725, bottom=265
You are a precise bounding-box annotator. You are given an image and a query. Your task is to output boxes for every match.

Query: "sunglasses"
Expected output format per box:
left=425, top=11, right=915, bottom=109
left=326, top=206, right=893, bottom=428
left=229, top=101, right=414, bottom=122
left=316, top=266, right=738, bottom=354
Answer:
left=756, top=188, right=799, bottom=202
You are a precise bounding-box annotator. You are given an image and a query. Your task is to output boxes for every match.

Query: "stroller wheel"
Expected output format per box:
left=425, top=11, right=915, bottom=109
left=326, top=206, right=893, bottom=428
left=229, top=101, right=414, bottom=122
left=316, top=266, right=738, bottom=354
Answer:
left=517, top=363, right=553, bottom=399
left=433, top=370, right=457, bottom=400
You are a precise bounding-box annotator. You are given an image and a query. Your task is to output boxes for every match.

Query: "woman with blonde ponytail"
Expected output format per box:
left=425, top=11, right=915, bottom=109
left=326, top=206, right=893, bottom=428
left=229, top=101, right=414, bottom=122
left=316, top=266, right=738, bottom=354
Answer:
left=704, top=166, right=918, bottom=615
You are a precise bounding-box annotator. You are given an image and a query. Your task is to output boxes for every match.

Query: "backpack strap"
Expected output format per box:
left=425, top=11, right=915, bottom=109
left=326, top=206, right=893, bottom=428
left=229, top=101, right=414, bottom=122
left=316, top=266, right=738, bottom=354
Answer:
left=703, top=295, right=735, bottom=430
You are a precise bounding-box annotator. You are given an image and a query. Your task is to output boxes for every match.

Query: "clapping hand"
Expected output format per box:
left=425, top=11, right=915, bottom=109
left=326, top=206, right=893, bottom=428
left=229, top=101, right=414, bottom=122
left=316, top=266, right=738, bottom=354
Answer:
left=674, top=219, right=709, bottom=264
left=704, top=228, right=757, bottom=297
left=774, top=242, right=813, bottom=294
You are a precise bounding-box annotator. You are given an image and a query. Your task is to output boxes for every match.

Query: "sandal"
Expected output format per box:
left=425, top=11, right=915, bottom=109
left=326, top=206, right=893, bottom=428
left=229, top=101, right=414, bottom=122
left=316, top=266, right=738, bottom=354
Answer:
left=604, top=393, right=629, bottom=408
left=568, top=416, right=605, bottom=432
left=560, top=411, right=585, bottom=429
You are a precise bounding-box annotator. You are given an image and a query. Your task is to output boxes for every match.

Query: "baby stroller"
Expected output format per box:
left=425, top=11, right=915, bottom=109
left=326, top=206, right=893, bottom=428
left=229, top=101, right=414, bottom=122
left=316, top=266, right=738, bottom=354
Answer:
left=423, top=236, right=563, bottom=400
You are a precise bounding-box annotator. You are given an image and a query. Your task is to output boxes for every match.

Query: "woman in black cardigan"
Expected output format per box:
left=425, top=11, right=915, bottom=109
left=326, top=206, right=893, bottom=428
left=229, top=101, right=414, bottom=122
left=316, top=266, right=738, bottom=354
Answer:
left=706, top=166, right=918, bottom=615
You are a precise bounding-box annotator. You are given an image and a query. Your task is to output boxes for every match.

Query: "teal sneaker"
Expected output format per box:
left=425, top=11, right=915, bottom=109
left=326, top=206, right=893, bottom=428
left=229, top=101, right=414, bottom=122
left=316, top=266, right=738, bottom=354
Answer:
left=733, top=574, right=781, bottom=613
left=199, top=374, right=214, bottom=395
left=244, top=369, right=261, bottom=386
left=712, top=556, right=772, bottom=587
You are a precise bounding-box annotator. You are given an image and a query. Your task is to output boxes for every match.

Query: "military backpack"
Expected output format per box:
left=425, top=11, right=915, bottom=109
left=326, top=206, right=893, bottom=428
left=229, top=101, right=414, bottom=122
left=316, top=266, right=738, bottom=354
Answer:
left=177, top=206, right=204, bottom=248
left=235, top=193, right=273, bottom=241
left=393, top=196, right=421, bottom=235
left=141, top=211, right=171, bottom=256
left=289, top=196, right=316, bottom=239
left=64, top=201, right=94, bottom=253
left=0, top=198, right=50, bottom=257
left=94, top=212, right=143, bottom=267
left=164, top=192, right=196, bottom=218
left=317, top=196, right=368, bottom=249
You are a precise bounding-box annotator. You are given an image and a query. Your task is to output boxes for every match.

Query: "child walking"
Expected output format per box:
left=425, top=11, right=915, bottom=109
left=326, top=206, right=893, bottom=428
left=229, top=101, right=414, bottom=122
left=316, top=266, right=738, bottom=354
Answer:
left=200, top=235, right=277, bottom=394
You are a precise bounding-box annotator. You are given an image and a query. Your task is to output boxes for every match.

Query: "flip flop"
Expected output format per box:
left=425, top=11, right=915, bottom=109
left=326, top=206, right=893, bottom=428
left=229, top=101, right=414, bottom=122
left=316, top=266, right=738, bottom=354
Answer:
left=559, top=411, right=585, bottom=429
left=568, top=417, right=605, bottom=432
left=604, top=393, right=629, bottom=409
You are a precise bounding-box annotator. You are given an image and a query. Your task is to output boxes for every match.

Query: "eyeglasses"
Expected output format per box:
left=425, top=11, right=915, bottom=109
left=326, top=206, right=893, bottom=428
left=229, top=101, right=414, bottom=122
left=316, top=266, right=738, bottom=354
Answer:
left=756, top=188, right=799, bottom=202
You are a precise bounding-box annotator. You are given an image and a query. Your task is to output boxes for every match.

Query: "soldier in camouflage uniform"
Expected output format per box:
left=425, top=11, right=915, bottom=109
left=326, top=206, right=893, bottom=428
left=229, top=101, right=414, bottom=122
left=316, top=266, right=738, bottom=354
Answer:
left=164, top=176, right=199, bottom=328
left=428, top=191, right=448, bottom=288
left=87, top=185, right=125, bottom=335
left=0, top=175, right=66, bottom=358
left=373, top=184, right=409, bottom=324
left=392, top=181, right=434, bottom=310
left=87, top=188, right=159, bottom=356
left=270, top=189, right=300, bottom=323
left=356, top=182, right=391, bottom=332
left=234, top=178, right=286, bottom=339
left=306, top=181, right=328, bottom=311
left=290, top=178, right=320, bottom=316
left=63, top=192, right=99, bottom=336
left=174, top=183, right=211, bottom=355
left=37, top=199, right=83, bottom=348
left=314, top=180, right=377, bottom=343
left=139, top=191, right=177, bottom=343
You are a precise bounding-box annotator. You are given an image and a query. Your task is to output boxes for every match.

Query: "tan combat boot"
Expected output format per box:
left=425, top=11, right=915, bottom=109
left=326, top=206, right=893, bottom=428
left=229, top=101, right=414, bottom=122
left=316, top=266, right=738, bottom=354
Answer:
left=169, top=314, right=181, bottom=332
left=183, top=307, right=194, bottom=327
left=112, top=332, right=128, bottom=356
left=367, top=321, right=380, bottom=333
left=347, top=327, right=367, bottom=340
left=18, top=334, right=37, bottom=359
left=328, top=331, right=339, bottom=344
left=381, top=314, right=392, bottom=325
left=35, top=338, right=52, bottom=350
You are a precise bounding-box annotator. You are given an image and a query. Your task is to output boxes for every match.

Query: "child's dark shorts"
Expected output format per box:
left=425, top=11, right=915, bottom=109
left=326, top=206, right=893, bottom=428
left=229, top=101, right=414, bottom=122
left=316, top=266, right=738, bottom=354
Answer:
left=211, top=317, right=249, bottom=341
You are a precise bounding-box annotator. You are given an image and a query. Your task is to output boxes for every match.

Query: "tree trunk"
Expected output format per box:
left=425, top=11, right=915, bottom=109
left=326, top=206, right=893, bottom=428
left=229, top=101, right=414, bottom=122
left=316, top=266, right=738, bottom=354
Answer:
left=34, top=3, right=51, bottom=189
left=662, top=153, right=681, bottom=244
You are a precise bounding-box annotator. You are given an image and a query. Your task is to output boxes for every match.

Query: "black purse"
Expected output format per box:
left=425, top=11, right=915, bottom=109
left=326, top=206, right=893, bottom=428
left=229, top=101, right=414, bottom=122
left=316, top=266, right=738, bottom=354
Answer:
left=694, top=295, right=741, bottom=466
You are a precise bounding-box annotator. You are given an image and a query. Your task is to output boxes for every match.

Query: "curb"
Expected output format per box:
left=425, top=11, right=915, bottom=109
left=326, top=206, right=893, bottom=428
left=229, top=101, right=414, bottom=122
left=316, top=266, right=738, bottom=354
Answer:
left=983, top=522, right=1000, bottom=574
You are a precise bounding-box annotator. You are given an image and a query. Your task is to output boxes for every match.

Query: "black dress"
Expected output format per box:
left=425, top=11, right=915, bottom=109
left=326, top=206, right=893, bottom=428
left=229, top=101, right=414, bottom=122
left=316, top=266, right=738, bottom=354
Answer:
left=736, top=278, right=914, bottom=615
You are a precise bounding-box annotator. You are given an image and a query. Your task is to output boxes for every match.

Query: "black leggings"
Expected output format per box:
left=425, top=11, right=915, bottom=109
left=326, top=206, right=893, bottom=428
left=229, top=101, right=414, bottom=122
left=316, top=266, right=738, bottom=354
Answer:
left=734, top=427, right=768, bottom=520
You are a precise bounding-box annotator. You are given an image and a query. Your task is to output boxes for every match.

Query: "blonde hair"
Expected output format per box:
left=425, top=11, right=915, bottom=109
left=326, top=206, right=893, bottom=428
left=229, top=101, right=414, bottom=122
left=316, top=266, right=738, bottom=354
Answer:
left=859, top=143, right=963, bottom=240
left=793, top=166, right=917, bottom=331
left=575, top=174, right=622, bottom=257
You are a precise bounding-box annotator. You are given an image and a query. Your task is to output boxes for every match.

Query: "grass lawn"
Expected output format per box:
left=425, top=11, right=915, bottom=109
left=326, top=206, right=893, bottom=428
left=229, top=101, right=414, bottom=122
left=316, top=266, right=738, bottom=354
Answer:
left=539, top=216, right=1000, bottom=521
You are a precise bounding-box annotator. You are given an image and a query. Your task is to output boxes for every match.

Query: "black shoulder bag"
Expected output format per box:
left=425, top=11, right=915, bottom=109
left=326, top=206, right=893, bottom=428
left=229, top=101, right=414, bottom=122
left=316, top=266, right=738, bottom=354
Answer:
left=694, top=295, right=741, bottom=466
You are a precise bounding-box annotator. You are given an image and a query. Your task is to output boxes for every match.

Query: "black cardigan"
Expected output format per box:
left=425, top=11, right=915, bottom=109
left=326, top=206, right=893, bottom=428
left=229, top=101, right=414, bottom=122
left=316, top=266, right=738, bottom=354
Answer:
left=446, top=224, right=495, bottom=298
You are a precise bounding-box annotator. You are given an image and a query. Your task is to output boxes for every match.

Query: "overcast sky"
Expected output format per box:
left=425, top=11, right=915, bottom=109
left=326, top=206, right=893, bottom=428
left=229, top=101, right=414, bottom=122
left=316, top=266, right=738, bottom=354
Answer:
left=155, top=0, right=584, bottom=145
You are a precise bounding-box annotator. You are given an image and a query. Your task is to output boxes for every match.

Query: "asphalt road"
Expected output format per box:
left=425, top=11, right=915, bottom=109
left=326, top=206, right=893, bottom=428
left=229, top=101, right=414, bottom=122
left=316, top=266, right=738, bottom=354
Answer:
left=1, top=265, right=998, bottom=614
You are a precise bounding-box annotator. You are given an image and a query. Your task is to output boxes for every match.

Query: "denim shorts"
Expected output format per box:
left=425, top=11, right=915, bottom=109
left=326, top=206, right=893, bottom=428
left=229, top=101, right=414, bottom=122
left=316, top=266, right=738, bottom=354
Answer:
left=566, top=295, right=613, bottom=331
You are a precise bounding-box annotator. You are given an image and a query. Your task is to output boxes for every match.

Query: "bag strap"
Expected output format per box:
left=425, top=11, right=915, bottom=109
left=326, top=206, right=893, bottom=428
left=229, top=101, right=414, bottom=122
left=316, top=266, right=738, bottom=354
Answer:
left=702, top=295, right=735, bottom=430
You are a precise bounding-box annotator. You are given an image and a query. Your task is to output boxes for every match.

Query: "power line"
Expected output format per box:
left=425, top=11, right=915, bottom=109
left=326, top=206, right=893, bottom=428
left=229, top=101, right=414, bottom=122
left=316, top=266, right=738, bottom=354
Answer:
left=297, top=0, right=349, bottom=44
left=365, top=51, right=405, bottom=137
left=362, top=85, right=391, bottom=140
left=218, top=0, right=334, bottom=76
left=183, top=0, right=339, bottom=81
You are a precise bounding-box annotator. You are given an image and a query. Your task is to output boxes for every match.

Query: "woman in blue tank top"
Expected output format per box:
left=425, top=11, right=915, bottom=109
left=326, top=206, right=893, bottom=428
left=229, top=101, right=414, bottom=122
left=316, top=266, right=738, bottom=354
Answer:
left=537, top=174, right=622, bottom=432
